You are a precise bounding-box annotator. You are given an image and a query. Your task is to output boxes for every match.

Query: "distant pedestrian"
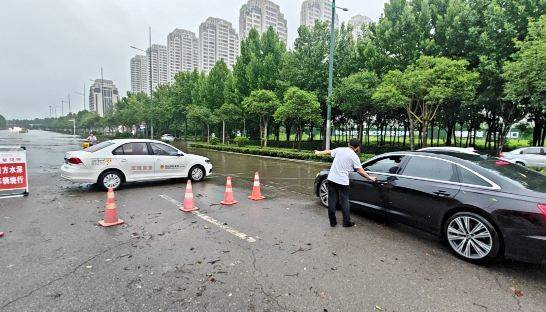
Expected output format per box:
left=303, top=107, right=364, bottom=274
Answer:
left=315, top=139, right=376, bottom=227
left=86, top=133, right=97, bottom=146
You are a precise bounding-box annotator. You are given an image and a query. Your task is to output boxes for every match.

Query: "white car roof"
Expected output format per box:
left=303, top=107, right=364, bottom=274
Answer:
left=418, top=147, right=478, bottom=154
left=108, top=139, right=168, bottom=144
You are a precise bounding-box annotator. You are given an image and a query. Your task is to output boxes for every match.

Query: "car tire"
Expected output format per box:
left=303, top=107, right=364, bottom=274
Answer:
left=189, top=165, right=205, bottom=182
left=98, top=170, right=123, bottom=191
left=318, top=179, right=328, bottom=208
left=444, top=212, right=501, bottom=264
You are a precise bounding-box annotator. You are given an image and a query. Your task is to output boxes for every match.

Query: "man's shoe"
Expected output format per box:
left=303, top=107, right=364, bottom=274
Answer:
left=330, top=221, right=337, bottom=227
left=343, top=221, right=355, bottom=227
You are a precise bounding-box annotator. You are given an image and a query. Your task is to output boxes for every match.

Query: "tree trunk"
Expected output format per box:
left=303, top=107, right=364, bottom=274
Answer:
left=286, top=123, right=291, bottom=142
left=222, top=120, right=225, bottom=144
left=430, top=121, right=434, bottom=147
left=403, top=123, right=407, bottom=147
left=264, top=119, right=268, bottom=147
left=436, top=126, right=441, bottom=147
left=207, top=124, right=210, bottom=143
left=497, top=124, right=512, bottom=156
left=421, top=121, right=428, bottom=148
left=408, top=116, right=415, bottom=151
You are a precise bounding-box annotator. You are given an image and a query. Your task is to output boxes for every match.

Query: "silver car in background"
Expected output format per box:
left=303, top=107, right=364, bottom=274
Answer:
left=501, top=147, right=546, bottom=168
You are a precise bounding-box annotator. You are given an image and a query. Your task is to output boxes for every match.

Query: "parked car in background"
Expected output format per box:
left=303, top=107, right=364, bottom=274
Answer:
left=161, top=134, right=176, bottom=142
left=418, top=147, right=480, bottom=155
left=501, top=147, right=545, bottom=168
left=315, top=151, right=546, bottom=264
left=61, top=139, right=212, bottom=190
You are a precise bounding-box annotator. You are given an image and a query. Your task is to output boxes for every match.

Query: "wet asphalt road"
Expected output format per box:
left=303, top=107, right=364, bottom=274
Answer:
left=0, top=130, right=545, bottom=312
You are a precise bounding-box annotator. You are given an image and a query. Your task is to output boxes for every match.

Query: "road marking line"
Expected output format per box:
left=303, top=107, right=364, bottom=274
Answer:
left=159, top=194, right=256, bottom=243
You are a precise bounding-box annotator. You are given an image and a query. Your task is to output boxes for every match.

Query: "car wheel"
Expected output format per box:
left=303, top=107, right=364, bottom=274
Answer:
left=445, top=212, right=501, bottom=264
left=189, top=165, right=205, bottom=182
left=98, top=170, right=123, bottom=191
left=318, top=179, right=328, bottom=207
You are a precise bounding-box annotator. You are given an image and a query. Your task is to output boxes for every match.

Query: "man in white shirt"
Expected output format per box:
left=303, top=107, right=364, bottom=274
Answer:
left=315, top=139, right=377, bottom=227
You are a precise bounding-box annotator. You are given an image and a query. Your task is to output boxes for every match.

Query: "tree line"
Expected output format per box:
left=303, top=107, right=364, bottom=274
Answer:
left=13, top=0, right=546, bottom=152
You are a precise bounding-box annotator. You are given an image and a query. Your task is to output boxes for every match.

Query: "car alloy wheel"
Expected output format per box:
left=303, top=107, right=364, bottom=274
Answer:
left=446, top=213, right=496, bottom=261
left=190, top=166, right=204, bottom=182
left=319, top=179, right=328, bottom=207
left=102, top=172, right=121, bottom=190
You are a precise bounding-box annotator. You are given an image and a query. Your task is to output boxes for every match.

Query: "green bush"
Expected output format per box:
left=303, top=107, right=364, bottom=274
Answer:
left=209, top=137, right=220, bottom=145
left=233, top=136, right=250, bottom=147
left=189, top=143, right=374, bottom=163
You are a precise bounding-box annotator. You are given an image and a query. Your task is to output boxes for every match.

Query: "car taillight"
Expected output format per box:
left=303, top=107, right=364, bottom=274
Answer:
left=538, top=204, right=546, bottom=216
left=68, top=157, right=83, bottom=165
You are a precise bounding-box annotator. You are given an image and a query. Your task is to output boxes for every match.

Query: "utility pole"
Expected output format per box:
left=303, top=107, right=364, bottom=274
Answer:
left=60, top=99, right=64, bottom=116
left=325, top=0, right=347, bottom=149
left=67, top=94, right=71, bottom=115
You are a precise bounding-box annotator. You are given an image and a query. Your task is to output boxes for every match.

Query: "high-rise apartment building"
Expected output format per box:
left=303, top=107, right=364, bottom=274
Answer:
left=300, top=0, right=339, bottom=28
left=239, top=0, right=287, bottom=42
left=89, top=79, right=119, bottom=117
left=130, top=55, right=149, bottom=94
left=167, top=29, right=199, bottom=82
left=348, top=14, right=373, bottom=37
left=199, top=17, right=240, bottom=72
left=146, top=44, right=168, bottom=90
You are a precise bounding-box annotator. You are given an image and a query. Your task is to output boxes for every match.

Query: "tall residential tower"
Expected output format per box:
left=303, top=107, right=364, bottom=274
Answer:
left=146, top=44, right=168, bottom=90
left=199, top=17, right=239, bottom=72
left=130, top=55, right=149, bottom=94
left=348, top=14, right=373, bottom=37
left=167, top=29, right=199, bottom=82
left=239, top=0, right=287, bottom=42
left=300, top=0, right=339, bottom=28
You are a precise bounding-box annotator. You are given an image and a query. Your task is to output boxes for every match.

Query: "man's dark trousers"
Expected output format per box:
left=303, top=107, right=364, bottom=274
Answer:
left=327, top=180, right=351, bottom=226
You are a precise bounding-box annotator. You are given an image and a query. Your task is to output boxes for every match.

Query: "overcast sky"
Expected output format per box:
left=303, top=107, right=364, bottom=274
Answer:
left=0, top=0, right=389, bottom=120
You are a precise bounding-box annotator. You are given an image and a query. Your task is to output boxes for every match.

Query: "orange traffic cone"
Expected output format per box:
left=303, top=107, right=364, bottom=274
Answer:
left=248, top=172, right=265, bottom=201
left=98, top=188, right=124, bottom=227
left=180, top=180, right=199, bottom=212
left=221, top=176, right=238, bottom=205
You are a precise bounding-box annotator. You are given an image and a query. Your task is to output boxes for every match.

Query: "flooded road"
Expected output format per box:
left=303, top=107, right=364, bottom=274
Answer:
left=1, top=130, right=545, bottom=312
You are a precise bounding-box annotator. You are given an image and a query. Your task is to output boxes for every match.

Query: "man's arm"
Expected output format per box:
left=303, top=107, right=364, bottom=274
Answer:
left=356, top=167, right=377, bottom=182
left=314, top=149, right=332, bottom=156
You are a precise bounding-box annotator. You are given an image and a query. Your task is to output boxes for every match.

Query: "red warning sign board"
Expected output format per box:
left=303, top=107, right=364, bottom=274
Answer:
left=0, top=147, right=28, bottom=197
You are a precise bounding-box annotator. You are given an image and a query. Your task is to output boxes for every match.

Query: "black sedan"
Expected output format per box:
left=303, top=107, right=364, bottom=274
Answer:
left=314, top=151, right=546, bottom=264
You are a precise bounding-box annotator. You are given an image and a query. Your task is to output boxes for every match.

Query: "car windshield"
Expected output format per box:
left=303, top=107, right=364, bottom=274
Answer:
left=478, top=159, right=546, bottom=192
left=84, top=141, right=115, bottom=153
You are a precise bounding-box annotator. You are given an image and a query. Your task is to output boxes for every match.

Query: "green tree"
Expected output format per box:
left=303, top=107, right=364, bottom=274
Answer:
left=204, top=60, right=230, bottom=110
left=503, top=15, right=546, bottom=148
left=374, top=55, right=479, bottom=149
left=215, top=103, right=243, bottom=144
left=242, top=90, right=280, bottom=147
left=333, top=71, right=379, bottom=143
left=187, top=105, right=215, bottom=142
left=0, top=114, right=6, bottom=129
left=274, top=87, right=322, bottom=149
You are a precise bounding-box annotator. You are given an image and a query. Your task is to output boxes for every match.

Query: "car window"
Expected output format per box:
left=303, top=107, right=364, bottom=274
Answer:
left=401, top=156, right=458, bottom=182
left=458, top=166, right=491, bottom=187
left=522, top=148, right=541, bottom=155
left=114, top=143, right=149, bottom=156
left=150, top=143, right=179, bottom=156
left=84, top=141, right=114, bottom=153
left=478, top=160, right=546, bottom=192
left=364, top=155, right=405, bottom=174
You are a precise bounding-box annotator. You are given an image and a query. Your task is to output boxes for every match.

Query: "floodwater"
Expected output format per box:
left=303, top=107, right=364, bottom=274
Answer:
left=0, top=130, right=327, bottom=195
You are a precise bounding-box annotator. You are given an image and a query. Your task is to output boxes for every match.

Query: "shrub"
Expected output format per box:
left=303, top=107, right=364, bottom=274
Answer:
left=189, top=143, right=374, bottom=163
left=209, top=137, right=220, bottom=145
left=233, top=136, right=250, bottom=147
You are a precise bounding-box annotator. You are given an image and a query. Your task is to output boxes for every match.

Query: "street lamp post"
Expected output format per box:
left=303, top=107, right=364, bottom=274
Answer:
left=130, top=26, right=154, bottom=139
left=325, top=0, right=348, bottom=150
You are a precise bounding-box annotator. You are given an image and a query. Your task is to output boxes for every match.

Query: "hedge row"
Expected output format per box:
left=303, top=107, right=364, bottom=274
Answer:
left=245, top=139, right=410, bottom=154
left=189, top=143, right=375, bottom=163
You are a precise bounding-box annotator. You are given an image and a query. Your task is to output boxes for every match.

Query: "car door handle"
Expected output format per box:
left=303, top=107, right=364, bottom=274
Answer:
left=121, top=159, right=127, bottom=163
left=433, top=190, right=451, bottom=197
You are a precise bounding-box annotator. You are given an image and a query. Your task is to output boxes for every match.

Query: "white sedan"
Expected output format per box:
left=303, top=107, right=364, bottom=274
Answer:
left=61, top=139, right=212, bottom=190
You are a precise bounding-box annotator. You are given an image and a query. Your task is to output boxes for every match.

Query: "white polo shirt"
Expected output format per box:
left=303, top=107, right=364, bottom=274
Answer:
left=327, top=147, right=363, bottom=186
